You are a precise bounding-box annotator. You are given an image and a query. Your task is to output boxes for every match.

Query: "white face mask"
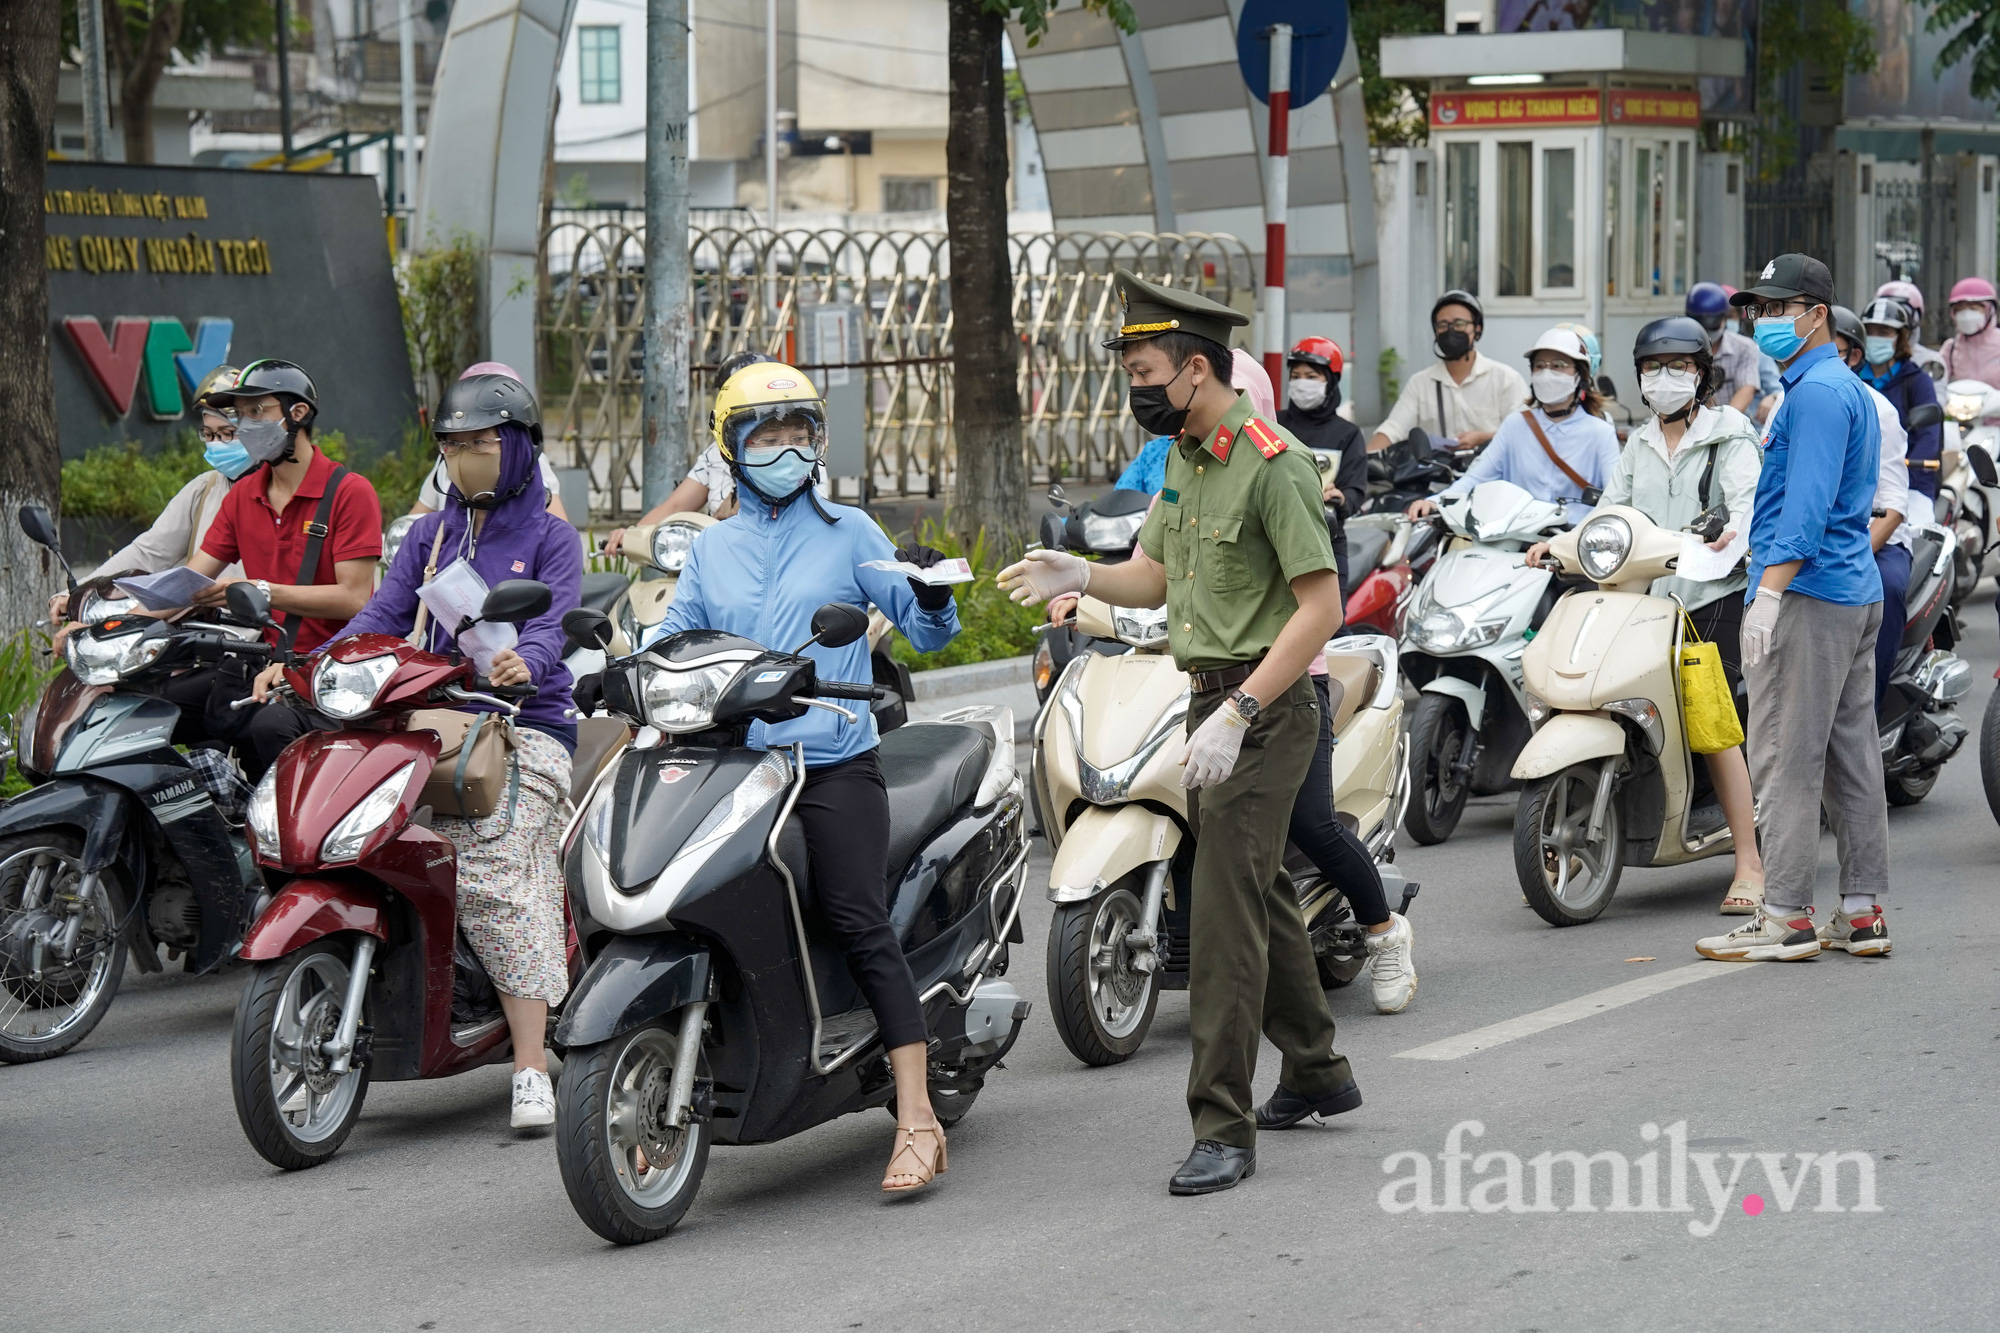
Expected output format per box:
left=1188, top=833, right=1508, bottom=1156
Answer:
left=1530, top=368, right=1578, bottom=408
left=1640, top=367, right=1699, bottom=418
left=1289, top=378, right=1328, bottom=410
left=1956, top=307, right=1990, bottom=337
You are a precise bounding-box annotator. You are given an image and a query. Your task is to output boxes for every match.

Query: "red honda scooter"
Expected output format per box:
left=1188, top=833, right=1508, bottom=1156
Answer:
left=226, top=579, right=563, bottom=1170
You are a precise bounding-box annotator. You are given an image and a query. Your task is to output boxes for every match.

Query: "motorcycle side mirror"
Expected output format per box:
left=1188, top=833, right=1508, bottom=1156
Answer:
left=1596, top=375, right=1618, bottom=399
left=1038, top=510, right=1068, bottom=551
left=17, top=503, right=77, bottom=592
left=562, top=606, right=616, bottom=652
left=226, top=580, right=275, bottom=628
left=479, top=579, right=553, bottom=625
left=798, top=601, right=869, bottom=652
left=1906, top=402, right=1944, bottom=430
left=1970, top=445, right=2000, bottom=489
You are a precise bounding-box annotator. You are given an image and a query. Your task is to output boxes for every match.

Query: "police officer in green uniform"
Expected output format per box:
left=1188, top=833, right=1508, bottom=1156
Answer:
left=999, top=270, right=1361, bottom=1195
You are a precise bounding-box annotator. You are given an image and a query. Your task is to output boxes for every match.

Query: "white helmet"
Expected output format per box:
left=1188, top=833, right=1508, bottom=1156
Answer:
left=1525, top=326, right=1592, bottom=368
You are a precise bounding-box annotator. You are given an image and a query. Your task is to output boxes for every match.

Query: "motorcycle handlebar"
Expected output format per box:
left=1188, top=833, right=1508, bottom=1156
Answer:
left=818, top=679, right=885, bottom=701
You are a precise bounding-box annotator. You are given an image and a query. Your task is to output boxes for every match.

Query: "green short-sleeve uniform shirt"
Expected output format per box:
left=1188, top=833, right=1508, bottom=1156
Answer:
left=1136, top=393, right=1338, bottom=673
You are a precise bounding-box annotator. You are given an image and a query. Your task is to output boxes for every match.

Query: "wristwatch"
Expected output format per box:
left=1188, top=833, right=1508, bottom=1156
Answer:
left=253, top=579, right=272, bottom=600
left=1227, top=688, right=1261, bottom=722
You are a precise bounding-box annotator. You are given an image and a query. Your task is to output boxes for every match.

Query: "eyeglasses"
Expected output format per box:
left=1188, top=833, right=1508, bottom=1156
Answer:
left=1433, top=318, right=1476, bottom=333
left=745, top=428, right=817, bottom=453
left=1529, top=358, right=1576, bottom=374
left=437, top=434, right=503, bottom=454
left=1638, top=357, right=1702, bottom=376
left=1746, top=299, right=1818, bottom=321
left=198, top=424, right=237, bottom=443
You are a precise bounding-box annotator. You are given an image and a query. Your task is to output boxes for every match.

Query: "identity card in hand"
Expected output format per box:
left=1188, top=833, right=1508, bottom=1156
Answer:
left=112, top=566, right=218, bottom=612
left=1675, top=528, right=1749, bottom=583
left=859, top=557, right=975, bottom=586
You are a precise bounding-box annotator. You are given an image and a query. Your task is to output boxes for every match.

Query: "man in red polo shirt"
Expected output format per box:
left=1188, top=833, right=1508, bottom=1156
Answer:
left=170, top=359, right=382, bottom=777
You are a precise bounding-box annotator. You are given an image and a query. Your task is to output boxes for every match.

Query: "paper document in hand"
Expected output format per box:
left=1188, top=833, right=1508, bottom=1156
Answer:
left=112, top=566, right=218, bottom=611
left=859, top=557, right=975, bottom=586
left=1676, top=528, right=1749, bottom=583
left=415, top=558, right=518, bottom=676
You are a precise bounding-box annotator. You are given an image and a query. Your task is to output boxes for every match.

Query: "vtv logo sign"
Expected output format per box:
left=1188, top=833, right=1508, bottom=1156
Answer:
left=62, top=316, right=234, bottom=421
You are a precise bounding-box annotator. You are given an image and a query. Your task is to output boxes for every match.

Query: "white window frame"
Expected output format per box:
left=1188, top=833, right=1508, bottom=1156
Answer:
left=1604, top=126, right=1699, bottom=310
left=1436, top=127, right=1598, bottom=313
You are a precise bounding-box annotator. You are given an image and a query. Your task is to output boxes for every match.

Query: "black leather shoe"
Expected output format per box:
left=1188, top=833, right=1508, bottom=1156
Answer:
left=1255, top=1078, right=1363, bottom=1130
left=1169, top=1140, right=1256, bottom=1195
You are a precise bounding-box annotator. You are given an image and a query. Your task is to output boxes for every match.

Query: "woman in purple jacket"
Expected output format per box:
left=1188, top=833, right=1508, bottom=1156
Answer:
left=258, top=374, right=581, bottom=1129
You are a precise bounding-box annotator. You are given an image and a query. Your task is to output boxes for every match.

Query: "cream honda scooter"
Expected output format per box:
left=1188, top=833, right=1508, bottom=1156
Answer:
left=1031, top=598, right=1413, bottom=1065
left=1511, top=506, right=1749, bottom=925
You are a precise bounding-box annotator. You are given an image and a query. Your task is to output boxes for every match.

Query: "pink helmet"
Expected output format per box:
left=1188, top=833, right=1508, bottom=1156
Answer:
left=1876, top=280, right=1925, bottom=315
left=459, top=360, right=524, bottom=382
left=1948, top=276, right=1998, bottom=307
left=1231, top=347, right=1276, bottom=420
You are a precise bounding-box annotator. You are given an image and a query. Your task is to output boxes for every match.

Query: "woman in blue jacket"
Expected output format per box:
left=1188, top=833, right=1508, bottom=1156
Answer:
left=648, top=363, right=961, bottom=1194
left=1859, top=297, right=1943, bottom=499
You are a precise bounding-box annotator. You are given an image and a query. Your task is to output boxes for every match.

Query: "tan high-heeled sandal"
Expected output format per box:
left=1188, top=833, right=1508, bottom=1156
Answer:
left=882, top=1123, right=947, bottom=1193
left=1720, top=878, right=1764, bottom=915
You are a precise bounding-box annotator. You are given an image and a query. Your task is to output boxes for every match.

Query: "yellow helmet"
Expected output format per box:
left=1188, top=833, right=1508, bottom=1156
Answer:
left=193, top=364, right=242, bottom=411
left=711, top=361, right=827, bottom=465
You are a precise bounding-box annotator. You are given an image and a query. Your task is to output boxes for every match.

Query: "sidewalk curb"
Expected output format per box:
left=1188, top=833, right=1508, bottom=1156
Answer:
left=907, top=653, right=1033, bottom=700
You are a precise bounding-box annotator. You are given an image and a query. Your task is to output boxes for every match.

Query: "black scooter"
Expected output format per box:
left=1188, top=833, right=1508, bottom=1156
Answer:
left=0, top=505, right=272, bottom=1062
left=552, top=603, right=1030, bottom=1244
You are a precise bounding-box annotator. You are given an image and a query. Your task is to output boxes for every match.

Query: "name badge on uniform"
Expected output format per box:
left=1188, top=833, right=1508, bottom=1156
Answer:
left=1161, top=488, right=1179, bottom=503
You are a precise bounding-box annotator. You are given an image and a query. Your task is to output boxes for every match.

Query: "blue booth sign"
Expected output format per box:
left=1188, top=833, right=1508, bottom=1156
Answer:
left=1236, top=0, right=1350, bottom=107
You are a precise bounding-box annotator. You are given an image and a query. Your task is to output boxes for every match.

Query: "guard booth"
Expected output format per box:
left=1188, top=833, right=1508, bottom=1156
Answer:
left=1380, top=29, right=1745, bottom=401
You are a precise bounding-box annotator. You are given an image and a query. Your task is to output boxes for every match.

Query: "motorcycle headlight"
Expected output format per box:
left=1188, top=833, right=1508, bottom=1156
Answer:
left=1112, top=605, right=1169, bottom=648
left=1524, top=692, right=1551, bottom=727
left=651, top=521, right=701, bottom=573
left=75, top=589, right=139, bottom=625
left=1408, top=608, right=1508, bottom=653
left=321, top=761, right=419, bottom=863
left=314, top=653, right=399, bottom=720
left=1945, top=392, right=1985, bottom=424
left=247, top=766, right=280, bottom=857
left=1081, top=510, right=1145, bottom=552
left=679, top=751, right=790, bottom=857
left=381, top=513, right=420, bottom=565
left=64, top=626, right=166, bottom=686
left=582, top=778, right=618, bottom=860
left=640, top=661, right=742, bottom=731
left=1576, top=514, right=1633, bottom=582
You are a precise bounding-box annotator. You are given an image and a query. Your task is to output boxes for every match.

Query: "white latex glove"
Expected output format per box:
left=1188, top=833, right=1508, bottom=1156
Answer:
left=1741, top=586, right=1782, bottom=670
left=1177, top=700, right=1251, bottom=790
left=996, top=548, right=1090, bottom=607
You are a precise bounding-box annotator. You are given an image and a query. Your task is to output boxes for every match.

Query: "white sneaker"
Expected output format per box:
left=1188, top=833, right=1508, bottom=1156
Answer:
left=1696, top=905, right=1820, bottom=962
left=1365, top=913, right=1418, bottom=1014
left=511, top=1067, right=556, bottom=1129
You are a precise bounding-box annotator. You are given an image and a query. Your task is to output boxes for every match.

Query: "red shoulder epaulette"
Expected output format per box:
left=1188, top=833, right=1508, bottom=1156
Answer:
left=1243, top=417, right=1288, bottom=459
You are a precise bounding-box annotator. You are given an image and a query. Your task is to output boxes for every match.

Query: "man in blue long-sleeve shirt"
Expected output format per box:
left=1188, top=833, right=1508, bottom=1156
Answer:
left=1698, top=255, right=1892, bottom=964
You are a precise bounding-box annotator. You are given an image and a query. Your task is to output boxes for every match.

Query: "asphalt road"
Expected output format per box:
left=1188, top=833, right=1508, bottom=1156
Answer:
left=7, top=614, right=1999, bottom=1332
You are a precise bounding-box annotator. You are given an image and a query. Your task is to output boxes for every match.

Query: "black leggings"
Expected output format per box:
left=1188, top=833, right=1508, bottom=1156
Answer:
left=159, top=664, right=322, bottom=783
left=1286, top=675, right=1391, bottom=927
left=793, top=750, right=928, bottom=1051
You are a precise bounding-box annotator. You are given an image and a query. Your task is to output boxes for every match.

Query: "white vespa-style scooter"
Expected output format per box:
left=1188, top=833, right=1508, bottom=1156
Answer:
left=1510, top=506, right=1750, bottom=925
left=1938, top=380, right=2000, bottom=607
left=1030, top=597, right=1413, bottom=1065
left=1400, top=480, right=1584, bottom=844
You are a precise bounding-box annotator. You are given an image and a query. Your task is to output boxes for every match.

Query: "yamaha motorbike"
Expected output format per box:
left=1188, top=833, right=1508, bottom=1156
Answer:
left=552, top=603, right=1029, bottom=1244
left=0, top=506, right=272, bottom=1064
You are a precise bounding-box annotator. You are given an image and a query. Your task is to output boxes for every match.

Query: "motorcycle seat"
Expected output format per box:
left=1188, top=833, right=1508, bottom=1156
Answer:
left=1321, top=654, right=1378, bottom=733
left=570, top=716, right=632, bottom=805
left=579, top=571, right=629, bottom=614
left=1346, top=524, right=1393, bottom=576
left=1905, top=535, right=1941, bottom=613
left=878, top=723, right=993, bottom=878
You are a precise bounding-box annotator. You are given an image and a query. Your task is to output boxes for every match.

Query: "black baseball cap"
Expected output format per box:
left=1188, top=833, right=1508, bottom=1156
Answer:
left=1731, top=254, right=1835, bottom=310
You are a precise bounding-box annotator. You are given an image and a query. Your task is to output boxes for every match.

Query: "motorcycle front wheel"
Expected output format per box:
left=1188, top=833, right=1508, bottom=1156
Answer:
left=0, top=832, right=126, bottom=1064
left=1046, top=879, right=1159, bottom=1067
left=1403, top=693, right=1473, bottom=845
left=556, top=1017, right=711, bottom=1245
left=231, top=939, right=371, bottom=1169
left=1515, top=764, right=1625, bottom=926
left=1885, top=763, right=1940, bottom=806
left=1982, top=686, right=2000, bottom=826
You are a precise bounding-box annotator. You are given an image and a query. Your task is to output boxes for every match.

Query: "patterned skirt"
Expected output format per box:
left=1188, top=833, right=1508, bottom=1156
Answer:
left=433, top=725, right=573, bottom=1004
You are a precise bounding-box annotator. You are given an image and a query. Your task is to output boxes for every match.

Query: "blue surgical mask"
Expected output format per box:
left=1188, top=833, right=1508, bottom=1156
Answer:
left=204, top=440, right=254, bottom=480
left=1754, top=313, right=1808, bottom=363
left=740, top=446, right=816, bottom=500
left=1863, top=335, right=1896, bottom=367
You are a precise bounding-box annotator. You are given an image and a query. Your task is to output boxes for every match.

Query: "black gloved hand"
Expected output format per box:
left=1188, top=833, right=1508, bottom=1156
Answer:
left=895, top=544, right=956, bottom=612
left=572, top=672, right=603, bottom=716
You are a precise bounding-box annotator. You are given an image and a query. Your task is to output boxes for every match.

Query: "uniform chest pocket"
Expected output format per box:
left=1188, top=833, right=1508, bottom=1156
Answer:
left=1197, top=514, right=1252, bottom=591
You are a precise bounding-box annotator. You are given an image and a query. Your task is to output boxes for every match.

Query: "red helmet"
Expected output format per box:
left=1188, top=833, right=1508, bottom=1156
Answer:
left=1287, top=335, right=1344, bottom=376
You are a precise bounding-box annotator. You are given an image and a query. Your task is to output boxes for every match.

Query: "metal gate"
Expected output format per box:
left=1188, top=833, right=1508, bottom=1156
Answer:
left=1744, top=176, right=1833, bottom=286
left=1871, top=178, right=1958, bottom=344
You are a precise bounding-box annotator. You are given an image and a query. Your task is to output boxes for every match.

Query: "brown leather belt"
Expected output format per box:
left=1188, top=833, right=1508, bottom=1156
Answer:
left=1188, top=660, right=1261, bottom=694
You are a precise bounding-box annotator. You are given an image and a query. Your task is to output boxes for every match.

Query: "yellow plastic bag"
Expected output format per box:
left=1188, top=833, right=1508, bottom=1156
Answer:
left=1679, top=610, right=1743, bottom=755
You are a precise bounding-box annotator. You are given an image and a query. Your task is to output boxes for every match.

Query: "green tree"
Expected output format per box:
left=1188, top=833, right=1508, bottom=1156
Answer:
left=1351, top=0, right=1441, bottom=146
left=948, top=0, right=1133, bottom=555
left=64, top=1, right=276, bottom=164
left=1921, top=0, right=2000, bottom=104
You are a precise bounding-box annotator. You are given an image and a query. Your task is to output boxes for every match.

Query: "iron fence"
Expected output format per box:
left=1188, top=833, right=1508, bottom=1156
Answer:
left=1743, top=177, right=1832, bottom=288
left=536, top=215, right=1255, bottom=519
left=1871, top=178, right=1958, bottom=345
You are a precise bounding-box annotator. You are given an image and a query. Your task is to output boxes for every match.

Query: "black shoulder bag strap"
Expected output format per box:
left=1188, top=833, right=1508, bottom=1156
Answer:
left=1697, top=438, right=1719, bottom=510
left=1434, top=379, right=1449, bottom=440
left=277, top=465, right=350, bottom=652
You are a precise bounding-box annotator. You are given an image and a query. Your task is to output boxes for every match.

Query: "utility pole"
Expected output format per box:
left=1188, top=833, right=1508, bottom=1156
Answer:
left=275, top=0, right=294, bottom=160
left=1260, top=22, right=1291, bottom=388
left=397, top=0, right=419, bottom=248
left=642, top=0, right=692, bottom=509
left=765, top=0, right=778, bottom=228
left=79, top=0, right=112, bottom=160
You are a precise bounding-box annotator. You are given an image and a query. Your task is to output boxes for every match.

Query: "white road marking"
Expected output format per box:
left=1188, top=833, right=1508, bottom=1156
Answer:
left=1393, top=961, right=1754, bottom=1061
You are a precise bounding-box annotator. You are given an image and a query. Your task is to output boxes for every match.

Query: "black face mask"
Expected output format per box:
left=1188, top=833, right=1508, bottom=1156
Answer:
left=1434, top=329, right=1474, bottom=361
left=1128, top=358, right=1195, bottom=437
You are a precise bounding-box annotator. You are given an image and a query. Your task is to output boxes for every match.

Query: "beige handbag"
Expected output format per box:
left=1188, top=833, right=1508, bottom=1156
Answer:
left=408, top=708, right=518, bottom=820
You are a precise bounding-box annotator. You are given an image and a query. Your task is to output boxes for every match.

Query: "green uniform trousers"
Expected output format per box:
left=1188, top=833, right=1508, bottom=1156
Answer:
left=1184, top=672, right=1352, bottom=1147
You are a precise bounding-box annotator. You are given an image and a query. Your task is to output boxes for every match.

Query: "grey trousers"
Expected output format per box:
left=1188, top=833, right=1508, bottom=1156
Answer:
left=1742, top=594, right=1889, bottom=909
